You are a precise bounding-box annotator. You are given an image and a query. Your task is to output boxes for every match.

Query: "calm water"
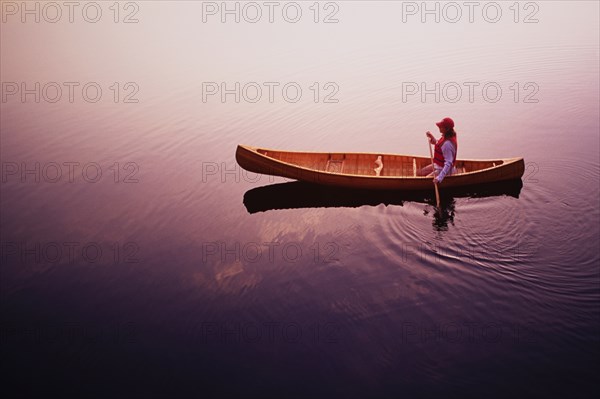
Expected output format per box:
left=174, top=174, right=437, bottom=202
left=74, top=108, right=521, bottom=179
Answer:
left=1, top=1, right=599, bottom=397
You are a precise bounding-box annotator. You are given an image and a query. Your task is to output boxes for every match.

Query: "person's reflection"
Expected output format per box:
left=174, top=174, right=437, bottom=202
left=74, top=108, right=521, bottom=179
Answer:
left=425, top=198, right=456, bottom=231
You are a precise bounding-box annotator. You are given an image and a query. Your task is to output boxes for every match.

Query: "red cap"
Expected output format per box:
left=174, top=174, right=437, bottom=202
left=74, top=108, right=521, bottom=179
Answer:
left=436, top=117, right=454, bottom=130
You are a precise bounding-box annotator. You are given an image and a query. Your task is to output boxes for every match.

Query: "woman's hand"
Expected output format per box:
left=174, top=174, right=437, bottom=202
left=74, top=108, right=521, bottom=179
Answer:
left=426, top=131, right=435, bottom=144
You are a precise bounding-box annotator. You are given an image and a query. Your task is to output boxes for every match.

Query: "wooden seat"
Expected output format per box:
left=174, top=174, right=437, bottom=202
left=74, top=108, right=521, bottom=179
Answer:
left=326, top=154, right=345, bottom=173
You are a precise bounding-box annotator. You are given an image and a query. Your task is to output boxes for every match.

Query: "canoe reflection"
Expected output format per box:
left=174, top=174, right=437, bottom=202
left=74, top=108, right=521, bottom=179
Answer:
left=242, top=179, right=523, bottom=216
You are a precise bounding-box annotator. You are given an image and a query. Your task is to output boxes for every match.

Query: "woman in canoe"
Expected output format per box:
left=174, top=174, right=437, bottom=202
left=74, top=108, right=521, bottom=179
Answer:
left=419, top=117, right=458, bottom=183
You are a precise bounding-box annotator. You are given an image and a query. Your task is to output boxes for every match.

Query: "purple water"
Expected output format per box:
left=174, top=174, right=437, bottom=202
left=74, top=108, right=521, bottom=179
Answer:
left=1, top=1, right=599, bottom=397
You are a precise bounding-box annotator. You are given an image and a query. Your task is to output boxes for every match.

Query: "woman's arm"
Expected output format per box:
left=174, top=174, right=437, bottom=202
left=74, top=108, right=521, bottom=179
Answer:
left=435, top=142, right=456, bottom=183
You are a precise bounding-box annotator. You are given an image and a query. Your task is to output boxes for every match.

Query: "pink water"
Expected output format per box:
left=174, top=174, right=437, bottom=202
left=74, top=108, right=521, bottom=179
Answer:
left=1, top=1, right=599, bottom=397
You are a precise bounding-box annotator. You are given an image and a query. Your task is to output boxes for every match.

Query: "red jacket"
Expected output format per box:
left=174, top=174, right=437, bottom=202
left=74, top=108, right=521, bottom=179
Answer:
left=433, top=135, right=458, bottom=167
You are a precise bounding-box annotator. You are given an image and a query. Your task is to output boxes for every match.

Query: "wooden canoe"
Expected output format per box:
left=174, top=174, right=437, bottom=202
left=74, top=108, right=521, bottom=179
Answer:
left=235, top=144, right=525, bottom=190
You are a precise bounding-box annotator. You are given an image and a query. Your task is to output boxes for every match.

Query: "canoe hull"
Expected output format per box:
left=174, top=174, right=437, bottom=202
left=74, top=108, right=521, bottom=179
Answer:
left=235, top=145, right=525, bottom=190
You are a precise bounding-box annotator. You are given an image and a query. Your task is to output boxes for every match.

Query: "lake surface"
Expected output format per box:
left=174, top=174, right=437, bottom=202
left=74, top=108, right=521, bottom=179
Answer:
left=1, top=1, right=599, bottom=397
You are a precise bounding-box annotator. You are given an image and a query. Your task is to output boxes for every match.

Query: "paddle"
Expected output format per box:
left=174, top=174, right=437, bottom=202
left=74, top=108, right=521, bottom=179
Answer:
left=427, top=136, right=441, bottom=208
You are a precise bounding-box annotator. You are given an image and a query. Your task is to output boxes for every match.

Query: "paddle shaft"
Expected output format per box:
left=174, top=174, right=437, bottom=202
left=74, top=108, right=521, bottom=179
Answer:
left=427, top=138, right=441, bottom=208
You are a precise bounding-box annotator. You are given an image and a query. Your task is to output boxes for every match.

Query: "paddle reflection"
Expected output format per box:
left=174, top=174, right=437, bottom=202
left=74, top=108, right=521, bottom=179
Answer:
left=243, top=179, right=523, bottom=226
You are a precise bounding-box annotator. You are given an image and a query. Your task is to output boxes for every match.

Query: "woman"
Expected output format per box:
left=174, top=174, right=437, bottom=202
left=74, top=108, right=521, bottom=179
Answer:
left=419, top=117, right=458, bottom=183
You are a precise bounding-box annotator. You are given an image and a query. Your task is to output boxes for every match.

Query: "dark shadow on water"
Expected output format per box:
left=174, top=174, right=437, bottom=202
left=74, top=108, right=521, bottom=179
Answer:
left=243, top=179, right=523, bottom=229
left=426, top=199, right=457, bottom=232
